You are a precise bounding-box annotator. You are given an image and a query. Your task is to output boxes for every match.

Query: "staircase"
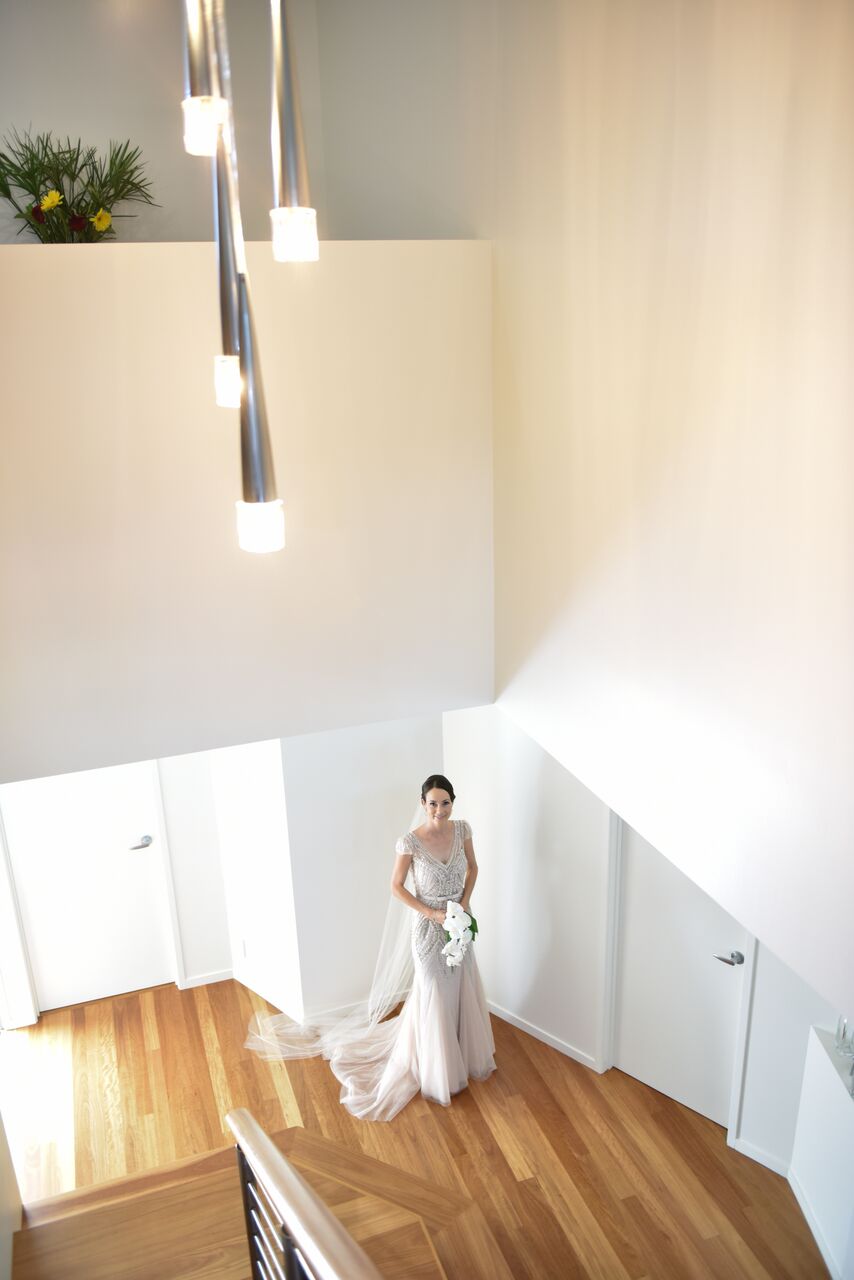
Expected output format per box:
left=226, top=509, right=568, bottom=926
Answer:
left=12, top=1126, right=508, bottom=1279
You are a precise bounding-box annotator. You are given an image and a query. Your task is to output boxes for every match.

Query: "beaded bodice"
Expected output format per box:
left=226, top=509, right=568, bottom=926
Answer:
left=396, top=820, right=471, bottom=978
left=402, top=820, right=468, bottom=905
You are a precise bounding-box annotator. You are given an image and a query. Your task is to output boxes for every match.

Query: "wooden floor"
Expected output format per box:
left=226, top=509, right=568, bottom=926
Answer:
left=0, top=980, right=828, bottom=1279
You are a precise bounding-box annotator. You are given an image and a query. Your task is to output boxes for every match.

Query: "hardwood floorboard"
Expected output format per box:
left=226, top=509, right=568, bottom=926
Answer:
left=652, top=1101, right=801, bottom=1280
left=1, top=979, right=828, bottom=1279
left=431, top=1095, right=537, bottom=1278
left=517, top=1028, right=638, bottom=1200
left=456, top=1151, right=533, bottom=1279
left=156, top=985, right=220, bottom=1161
left=489, top=1028, right=648, bottom=1276
left=494, top=1093, right=634, bottom=1280
left=518, top=1175, right=590, bottom=1279
left=70, top=1005, right=93, bottom=1189
left=360, top=1219, right=440, bottom=1279
left=619, top=1192, right=711, bottom=1280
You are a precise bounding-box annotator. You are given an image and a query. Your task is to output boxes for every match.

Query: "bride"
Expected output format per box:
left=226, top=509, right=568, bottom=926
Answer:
left=246, top=774, right=496, bottom=1121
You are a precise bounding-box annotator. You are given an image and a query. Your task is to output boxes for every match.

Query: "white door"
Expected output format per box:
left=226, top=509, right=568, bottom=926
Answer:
left=0, top=761, right=174, bottom=1011
left=615, top=823, right=748, bottom=1126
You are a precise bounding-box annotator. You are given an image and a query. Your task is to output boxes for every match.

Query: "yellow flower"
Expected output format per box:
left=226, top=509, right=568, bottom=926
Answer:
left=90, top=207, right=112, bottom=233
left=39, top=189, right=63, bottom=212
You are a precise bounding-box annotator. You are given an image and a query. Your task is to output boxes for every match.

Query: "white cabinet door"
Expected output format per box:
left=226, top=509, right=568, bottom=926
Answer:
left=0, top=761, right=174, bottom=1011
left=615, top=824, right=748, bottom=1126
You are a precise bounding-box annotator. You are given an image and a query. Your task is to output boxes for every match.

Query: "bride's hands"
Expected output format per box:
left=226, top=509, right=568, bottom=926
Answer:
left=429, top=906, right=446, bottom=924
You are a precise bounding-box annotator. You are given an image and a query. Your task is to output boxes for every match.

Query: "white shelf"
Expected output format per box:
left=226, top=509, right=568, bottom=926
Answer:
left=789, top=1027, right=854, bottom=1280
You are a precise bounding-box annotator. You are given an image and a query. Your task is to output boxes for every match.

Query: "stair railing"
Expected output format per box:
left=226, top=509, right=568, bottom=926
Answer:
left=226, top=1108, right=382, bottom=1280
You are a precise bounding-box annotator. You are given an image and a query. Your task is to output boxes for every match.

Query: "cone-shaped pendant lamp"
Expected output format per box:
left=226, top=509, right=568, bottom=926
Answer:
left=235, top=274, right=284, bottom=552
left=213, top=133, right=241, bottom=407
left=269, top=0, right=318, bottom=262
left=181, top=0, right=226, bottom=155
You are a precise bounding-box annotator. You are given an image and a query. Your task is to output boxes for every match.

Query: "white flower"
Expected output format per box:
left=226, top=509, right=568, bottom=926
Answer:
left=445, top=901, right=471, bottom=926
left=440, top=902, right=476, bottom=967
left=443, top=901, right=471, bottom=938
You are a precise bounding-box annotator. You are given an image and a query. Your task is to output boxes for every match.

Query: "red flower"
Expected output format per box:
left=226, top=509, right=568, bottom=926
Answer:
left=31, top=204, right=45, bottom=224
left=68, top=213, right=87, bottom=232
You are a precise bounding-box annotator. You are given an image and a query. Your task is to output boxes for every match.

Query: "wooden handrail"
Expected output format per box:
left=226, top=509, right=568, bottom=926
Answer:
left=225, top=1109, right=383, bottom=1280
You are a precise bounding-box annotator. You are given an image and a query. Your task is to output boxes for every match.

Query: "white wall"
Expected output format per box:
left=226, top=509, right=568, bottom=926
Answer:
left=0, top=1110, right=19, bottom=1280
left=0, top=239, right=492, bottom=784
left=0, top=1109, right=18, bottom=1280
left=4, top=0, right=849, bottom=1055
left=0, top=814, right=36, bottom=1030
left=157, top=752, right=231, bottom=987
left=0, top=0, right=326, bottom=243
left=311, top=0, right=854, bottom=1015
left=734, top=945, right=837, bottom=1175
left=280, top=713, right=443, bottom=1015
left=210, top=740, right=303, bottom=1020
left=443, top=705, right=612, bottom=1070
left=789, top=1029, right=854, bottom=1280
left=489, top=0, right=854, bottom=1016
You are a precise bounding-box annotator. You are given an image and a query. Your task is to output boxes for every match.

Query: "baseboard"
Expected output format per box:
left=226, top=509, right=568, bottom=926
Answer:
left=488, top=1001, right=598, bottom=1071
left=177, top=968, right=233, bottom=991
left=788, top=1168, right=841, bottom=1280
left=727, top=1135, right=790, bottom=1179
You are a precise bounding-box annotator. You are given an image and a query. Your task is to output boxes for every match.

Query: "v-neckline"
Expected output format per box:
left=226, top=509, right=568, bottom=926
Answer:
left=411, top=822, right=458, bottom=866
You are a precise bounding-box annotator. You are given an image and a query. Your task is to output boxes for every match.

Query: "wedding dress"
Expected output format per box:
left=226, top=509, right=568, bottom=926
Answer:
left=245, top=819, right=496, bottom=1122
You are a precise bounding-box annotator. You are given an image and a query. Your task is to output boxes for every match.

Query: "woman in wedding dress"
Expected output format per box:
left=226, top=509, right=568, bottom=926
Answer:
left=246, top=774, right=496, bottom=1121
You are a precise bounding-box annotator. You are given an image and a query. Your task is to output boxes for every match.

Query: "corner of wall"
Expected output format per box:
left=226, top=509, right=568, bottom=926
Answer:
left=0, top=1109, right=20, bottom=1280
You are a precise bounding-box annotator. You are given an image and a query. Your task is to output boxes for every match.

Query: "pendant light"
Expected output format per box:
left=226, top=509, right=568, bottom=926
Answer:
left=181, top=0, right=227, bottom=156
left=182, top=0, right=311, bottom=553
left=269, top=0, right=319, bottom=262
left=213, top=134, right=241, bottom=408
left=235, top=275, right=285, bottom=553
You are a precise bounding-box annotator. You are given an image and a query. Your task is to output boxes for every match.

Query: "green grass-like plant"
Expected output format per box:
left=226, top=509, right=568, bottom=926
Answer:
left=0, top=130, right=156, bottom=243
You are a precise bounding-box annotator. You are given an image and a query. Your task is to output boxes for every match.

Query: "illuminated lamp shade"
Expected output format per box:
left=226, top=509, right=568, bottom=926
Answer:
left=236, top=499, right=285, bottom=553
left=214, top=354, right=241, bottom=408
left=181, top=95, right=227, bottom=156
left=270, top=206, right=318, bottom=263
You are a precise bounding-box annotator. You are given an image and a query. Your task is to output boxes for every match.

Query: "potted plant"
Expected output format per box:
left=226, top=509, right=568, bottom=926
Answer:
left=0, top=129, right=156, bottom=243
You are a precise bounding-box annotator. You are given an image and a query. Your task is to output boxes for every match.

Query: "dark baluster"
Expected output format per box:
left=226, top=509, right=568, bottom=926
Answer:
left=282, top=1228, right=310, bottom=1280
left=236, top=1145, right=267, bottom=1278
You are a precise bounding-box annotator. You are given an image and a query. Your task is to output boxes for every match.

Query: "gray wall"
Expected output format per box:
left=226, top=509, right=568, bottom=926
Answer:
left=314, top=0, right=495, bottom=240
left=0, top=0, right=326, bottom=243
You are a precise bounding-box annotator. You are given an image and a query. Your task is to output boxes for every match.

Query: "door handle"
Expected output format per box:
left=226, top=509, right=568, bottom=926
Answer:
left=129, top=835, right=153, bottom=850
left=714, top=950, right=744, bottom=966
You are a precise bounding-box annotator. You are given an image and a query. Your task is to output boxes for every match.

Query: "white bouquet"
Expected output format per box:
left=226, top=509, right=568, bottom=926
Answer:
left=441, top=900, right=479, bottom=968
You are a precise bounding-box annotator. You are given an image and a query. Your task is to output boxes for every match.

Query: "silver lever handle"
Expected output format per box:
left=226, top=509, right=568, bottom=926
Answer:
left=714, top=950, right=744, bottom=966
left=130, top=834, right=153, bottom=850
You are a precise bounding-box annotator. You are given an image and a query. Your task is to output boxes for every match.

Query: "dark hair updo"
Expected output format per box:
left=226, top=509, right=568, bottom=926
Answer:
left=421, top=774, right=456, bottom=803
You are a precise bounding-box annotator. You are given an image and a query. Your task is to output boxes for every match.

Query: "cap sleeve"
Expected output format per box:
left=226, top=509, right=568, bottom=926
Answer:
left=460, top=819, right=472, bottom=841
left=395, top=833, right=413, bottom=856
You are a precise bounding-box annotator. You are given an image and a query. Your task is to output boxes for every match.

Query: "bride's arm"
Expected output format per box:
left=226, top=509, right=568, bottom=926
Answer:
left=461, top=836, right=478, bottom=914
left=390, top=853, right=445, bottom=922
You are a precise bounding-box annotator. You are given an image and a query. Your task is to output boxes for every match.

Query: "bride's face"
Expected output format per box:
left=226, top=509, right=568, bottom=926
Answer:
left=422, top=788, right=453, bottom=827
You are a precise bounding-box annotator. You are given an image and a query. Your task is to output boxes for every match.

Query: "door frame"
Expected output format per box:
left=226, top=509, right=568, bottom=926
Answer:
left=0, top=805, right=38, bottom=1029
left=595, top=810, right=623, bottom=1072
left=722, top=936, right=790, bottom=1174
left=0, top=760, right=185, bottom=1025
left=601, top=812, right=758, bottom=1146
